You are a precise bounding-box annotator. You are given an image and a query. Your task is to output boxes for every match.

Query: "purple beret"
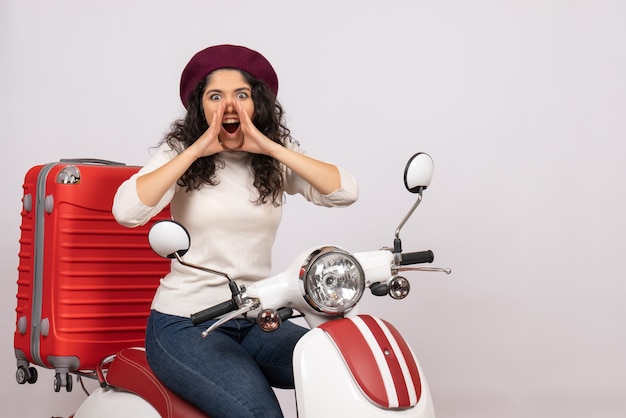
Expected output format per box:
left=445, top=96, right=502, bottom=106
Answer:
left=179, top=44, right=279, bottom=109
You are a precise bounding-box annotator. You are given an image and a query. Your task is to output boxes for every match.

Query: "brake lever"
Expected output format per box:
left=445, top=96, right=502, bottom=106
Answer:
left=201, top=299, right=260, bottom=338
left=398, top=266, right=452, bottom=274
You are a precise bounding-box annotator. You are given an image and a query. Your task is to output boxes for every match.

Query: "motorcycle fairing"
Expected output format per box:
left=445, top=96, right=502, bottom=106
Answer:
left=319, top=314, right=422, bottom=409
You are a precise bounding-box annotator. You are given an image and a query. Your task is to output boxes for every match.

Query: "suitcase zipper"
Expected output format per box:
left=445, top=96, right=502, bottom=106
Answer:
left=30, top=162, right=58, bottom=366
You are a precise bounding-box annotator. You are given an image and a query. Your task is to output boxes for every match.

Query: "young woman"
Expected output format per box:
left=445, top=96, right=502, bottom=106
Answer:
left=112, top=44, right=358, bottom=418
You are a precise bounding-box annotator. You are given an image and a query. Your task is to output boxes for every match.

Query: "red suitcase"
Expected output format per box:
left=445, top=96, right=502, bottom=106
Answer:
left=14, top=159, right=170, bottom=392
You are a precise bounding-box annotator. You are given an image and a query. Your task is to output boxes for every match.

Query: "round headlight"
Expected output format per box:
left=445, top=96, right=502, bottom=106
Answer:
left=300, top=247, right=365, bottom=315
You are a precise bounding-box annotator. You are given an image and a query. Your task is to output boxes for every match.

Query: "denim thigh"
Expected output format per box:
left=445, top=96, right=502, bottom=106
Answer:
left=145, top=310, right=307, bottom=418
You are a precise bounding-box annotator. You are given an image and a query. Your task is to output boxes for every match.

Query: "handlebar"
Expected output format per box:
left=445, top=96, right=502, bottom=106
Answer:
left=400, top=250, right=434, bottom=265
left=190, top=250, right=435, bottom=325
left=191, top=299, right=238, bottom=325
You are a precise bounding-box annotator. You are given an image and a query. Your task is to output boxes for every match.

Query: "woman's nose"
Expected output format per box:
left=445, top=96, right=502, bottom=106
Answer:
left=223, top=95, right=235, bottom=110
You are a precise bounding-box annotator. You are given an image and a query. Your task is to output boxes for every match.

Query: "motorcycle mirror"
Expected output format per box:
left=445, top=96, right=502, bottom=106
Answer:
left=404, top=152, right=434, bottom=193
left=394, top=152, right=434, bottom=251
left=148, top=220, right=190, bottom=259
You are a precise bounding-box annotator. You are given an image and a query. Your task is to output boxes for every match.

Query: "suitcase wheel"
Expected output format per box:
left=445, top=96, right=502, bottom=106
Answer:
left=16, top=366, right=38, bottom=385
left=53, top=372, right=73, bottom=392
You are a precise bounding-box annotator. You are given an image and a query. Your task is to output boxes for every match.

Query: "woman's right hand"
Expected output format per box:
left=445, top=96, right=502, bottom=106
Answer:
left=136, top=102, right=227, bottom=206
left=189, top=101, right=228, bottom=158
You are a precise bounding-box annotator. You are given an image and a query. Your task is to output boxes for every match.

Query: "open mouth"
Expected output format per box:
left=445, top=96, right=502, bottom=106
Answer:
left=222, top=122, right=240, bottom=134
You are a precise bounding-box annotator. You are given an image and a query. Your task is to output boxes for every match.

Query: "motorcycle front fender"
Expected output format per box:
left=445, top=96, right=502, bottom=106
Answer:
left=293, top=316, right=435, bottom=418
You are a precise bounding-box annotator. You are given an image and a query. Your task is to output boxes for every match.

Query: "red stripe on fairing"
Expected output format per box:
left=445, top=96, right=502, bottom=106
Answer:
left=359, top=315, right=410, bottom=406
left=319, top=318, right=389, bottom=407
left=383, top=317, right=422, bottom=403
left=320, top=315, right=422, bottom=409
left=360, top=315, right=422, bottom=407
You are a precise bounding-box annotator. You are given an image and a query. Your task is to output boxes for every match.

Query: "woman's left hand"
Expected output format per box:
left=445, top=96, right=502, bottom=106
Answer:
left=234, top=100, right=279, bottom=156
left=233, top=99, right=341, bottom=195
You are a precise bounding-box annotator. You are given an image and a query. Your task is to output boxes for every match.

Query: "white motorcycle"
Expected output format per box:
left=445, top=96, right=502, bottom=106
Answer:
left=73, top=152, right=450, bottom=418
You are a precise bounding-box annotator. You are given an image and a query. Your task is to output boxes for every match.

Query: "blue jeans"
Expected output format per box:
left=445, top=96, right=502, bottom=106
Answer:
left=145, top=310, right=308, bottom=418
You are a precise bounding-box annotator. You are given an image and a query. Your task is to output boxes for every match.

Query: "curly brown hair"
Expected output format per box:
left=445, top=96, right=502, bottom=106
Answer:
left=162, top=70, right=291, bottom=206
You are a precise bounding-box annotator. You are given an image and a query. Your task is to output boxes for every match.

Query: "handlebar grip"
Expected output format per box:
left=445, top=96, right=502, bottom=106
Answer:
left=400, top=250, right=434, bottom=265
left=190, top=299, right=237, bottom=325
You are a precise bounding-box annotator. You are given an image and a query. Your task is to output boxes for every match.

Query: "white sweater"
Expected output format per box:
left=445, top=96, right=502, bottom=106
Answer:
left=112, top=140, right=358, bottom=317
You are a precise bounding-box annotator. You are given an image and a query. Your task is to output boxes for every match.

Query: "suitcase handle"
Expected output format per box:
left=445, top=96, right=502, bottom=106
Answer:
left=59, top=158, right=126, bottom=166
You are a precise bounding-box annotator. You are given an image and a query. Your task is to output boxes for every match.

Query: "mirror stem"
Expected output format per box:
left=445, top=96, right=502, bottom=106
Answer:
left=394, top=191, right=423, bottom=244
left=174, top=252, right=234, bottom=283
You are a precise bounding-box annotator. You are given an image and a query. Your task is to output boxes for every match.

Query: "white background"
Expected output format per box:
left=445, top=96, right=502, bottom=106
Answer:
left=2, top=1, right=625, bottom=417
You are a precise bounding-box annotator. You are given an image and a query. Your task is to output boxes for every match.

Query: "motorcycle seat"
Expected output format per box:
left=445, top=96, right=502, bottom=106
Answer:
left=105, top=347, right=208, bottom=418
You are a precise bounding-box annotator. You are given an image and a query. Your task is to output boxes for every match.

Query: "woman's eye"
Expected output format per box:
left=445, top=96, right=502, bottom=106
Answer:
left=237, top=92, right=249, bottom=99
left=210, top=94, right=221, bottom=101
